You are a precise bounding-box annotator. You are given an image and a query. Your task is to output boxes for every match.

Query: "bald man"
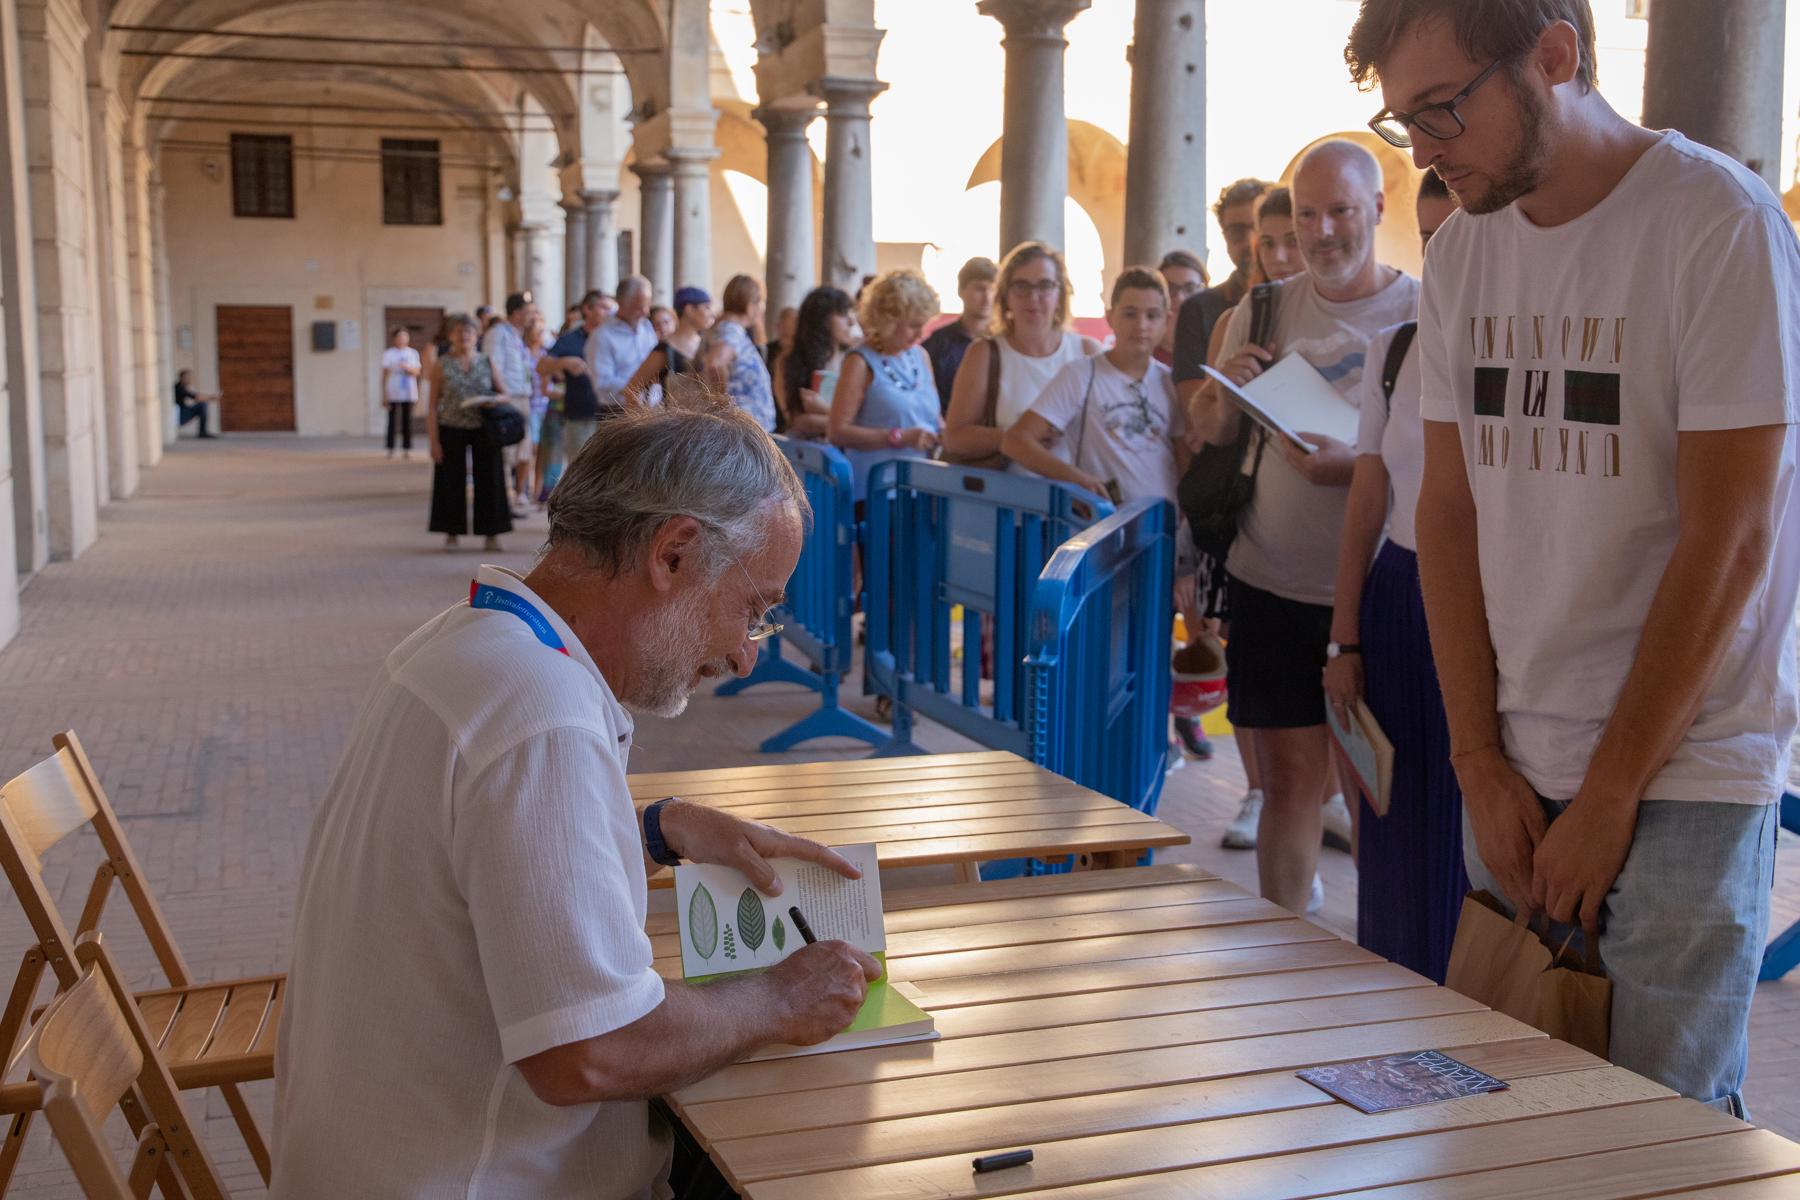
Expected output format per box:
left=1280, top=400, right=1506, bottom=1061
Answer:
left=1196, top=140, right=1419, bottom=917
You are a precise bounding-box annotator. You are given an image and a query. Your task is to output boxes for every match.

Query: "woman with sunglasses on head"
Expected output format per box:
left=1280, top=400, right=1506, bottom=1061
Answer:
left=943, top=241, right=1101, bottom=470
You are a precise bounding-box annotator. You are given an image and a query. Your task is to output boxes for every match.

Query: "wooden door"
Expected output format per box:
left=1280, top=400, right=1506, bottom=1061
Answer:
left=215, top=305, right=294, bottom=431
left=382, top=306, right=444, bottom=355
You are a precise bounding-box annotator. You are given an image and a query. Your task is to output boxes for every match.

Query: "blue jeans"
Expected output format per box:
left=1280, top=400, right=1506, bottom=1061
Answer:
left=1463, top=797, right=1776, bottom=1116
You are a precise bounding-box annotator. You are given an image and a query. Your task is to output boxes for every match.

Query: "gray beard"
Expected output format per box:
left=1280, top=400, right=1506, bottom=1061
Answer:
left=624, top=590, right=722, bottom=719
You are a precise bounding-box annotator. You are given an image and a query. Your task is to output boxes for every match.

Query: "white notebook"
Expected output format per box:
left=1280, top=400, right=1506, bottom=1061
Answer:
left=1203, top=354, right=1360, bottom=453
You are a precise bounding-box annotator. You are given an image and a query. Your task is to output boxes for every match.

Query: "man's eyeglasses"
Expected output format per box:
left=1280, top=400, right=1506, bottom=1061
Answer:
left=1369, top=59, right=1507, bottom=149
left=731, top=557, right=784, bottom=642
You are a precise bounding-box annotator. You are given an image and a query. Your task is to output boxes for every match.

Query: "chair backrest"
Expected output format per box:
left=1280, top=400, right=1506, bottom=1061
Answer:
left=0, top=732, right=193, bottom=993
left=27, top=936, right=226, bottom=1199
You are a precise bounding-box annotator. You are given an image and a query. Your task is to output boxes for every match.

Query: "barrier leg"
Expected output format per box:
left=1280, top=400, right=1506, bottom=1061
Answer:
left=759, top=677, right=893, bottom=753
left=866, top=693, right=926, bottom=758
left=715, top=637, right=823, bottom=698
left=1760, top=792, right=1800, bottom=981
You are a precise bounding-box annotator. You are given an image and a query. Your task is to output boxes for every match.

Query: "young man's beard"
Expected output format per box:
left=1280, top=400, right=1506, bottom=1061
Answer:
left=1460, top=77, right=1551, bottom=216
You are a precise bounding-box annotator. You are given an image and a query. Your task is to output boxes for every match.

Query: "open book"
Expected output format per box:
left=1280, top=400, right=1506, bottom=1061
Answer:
left=1328, top=697, right=1395, bottom=817
left=673, top=841, right=937, bottom=1059
left=1202, top=354, right=1360, bottom=453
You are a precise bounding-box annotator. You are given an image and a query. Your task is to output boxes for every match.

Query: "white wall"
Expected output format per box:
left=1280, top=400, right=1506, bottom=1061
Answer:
left=162, top=121, right=496, bottom=436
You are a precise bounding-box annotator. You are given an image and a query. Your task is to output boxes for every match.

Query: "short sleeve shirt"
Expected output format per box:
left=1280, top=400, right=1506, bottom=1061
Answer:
left=550, top=327, right=602, bottom=420
left=1029, top=354, right=1186, bottom=506
left=1354, top=323, right=1424, bottom=550
left=1217, top=271, right=1420, bottom=605
left=1417, top=130, right=1800, bottom=805
left=271, top=566, right=668, bottom=1198
left=715, top=319, right=777, bottom=432
left=382, top=346, right=421, bottom=402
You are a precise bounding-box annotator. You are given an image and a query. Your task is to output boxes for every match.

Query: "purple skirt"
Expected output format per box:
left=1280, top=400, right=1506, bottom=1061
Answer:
left=1356, top=540, right=1470, bottom=983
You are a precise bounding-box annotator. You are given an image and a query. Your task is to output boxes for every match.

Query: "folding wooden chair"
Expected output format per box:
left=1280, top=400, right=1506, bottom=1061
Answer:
left=24, top=934, right=228, bottom=1199
left=0, top=732, right=277, bottom=1189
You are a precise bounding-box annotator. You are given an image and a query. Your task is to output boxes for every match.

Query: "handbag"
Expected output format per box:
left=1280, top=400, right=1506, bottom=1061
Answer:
left=477, top=398, right=526, bottom=449
left=1444, top=891, right=1611, bottom=1058
left=944, top=336, right=1009, bottom=470
left=1175, top=283, right=1277, bottom=616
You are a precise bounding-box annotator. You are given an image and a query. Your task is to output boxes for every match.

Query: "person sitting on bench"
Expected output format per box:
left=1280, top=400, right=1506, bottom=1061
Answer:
left=173, top=369, right=218, bottom=439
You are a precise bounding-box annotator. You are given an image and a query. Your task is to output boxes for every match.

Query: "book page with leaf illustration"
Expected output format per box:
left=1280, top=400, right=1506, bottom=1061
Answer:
left=672, top=842, right=884, bottom=979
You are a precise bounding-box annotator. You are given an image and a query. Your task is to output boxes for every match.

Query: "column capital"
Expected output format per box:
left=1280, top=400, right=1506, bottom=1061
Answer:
left=752, top=102, right=823, bottom=136
left=629, top=159, right=673, bottom=182
left=559, top=197, right=587, bottom=215
left=579, top=188, right=621, bottom=207
left=976, top=0, right=1091, bottom=39
left=811, top=76, right=888, bottom=114
left=664, top=144, right=721, bottom=169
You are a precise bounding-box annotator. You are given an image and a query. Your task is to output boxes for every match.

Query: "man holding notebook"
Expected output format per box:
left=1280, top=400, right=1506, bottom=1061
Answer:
left=272, top=404, right=880, bottom=1199
left=1196, top=140, right=1419, bottom=919
left=1349, top=0, right=1800, bottom=1115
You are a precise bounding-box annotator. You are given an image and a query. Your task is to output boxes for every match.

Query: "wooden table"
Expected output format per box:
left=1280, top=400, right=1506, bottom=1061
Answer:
left=630, top=750, right=1189, bottom=886
left=647, top=864, right=1800, bottom=1199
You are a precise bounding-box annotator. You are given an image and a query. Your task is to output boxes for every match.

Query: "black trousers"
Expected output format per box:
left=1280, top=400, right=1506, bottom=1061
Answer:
left=385, top=402, right=413, bottom=451
left=429, top=425, right=512, bottom=537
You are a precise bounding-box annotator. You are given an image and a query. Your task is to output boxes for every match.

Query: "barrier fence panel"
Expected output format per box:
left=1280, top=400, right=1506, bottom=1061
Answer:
left=1019, top=498, right=1176, bottom=875
left=864, top=458, right=1111, bottom=758
left=715, top=438, right=891, bottom=753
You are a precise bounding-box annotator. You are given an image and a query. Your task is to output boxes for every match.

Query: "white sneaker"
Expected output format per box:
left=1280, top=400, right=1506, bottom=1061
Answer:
left=1307, top=873, right=1325, bottom=914
left=1221, top=789, right=1264, bottom=849
left=1322, top=793, right=1353, bottom=852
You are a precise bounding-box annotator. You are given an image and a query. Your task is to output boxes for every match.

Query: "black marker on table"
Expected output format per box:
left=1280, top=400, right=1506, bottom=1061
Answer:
left=972, top=1149, right=1033, bottom=1174
left=788, top=905, right=817, bottom=944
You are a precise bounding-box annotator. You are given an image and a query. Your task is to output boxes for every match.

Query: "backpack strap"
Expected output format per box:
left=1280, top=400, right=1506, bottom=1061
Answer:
left=1382, top=321, right=1418, bottom=414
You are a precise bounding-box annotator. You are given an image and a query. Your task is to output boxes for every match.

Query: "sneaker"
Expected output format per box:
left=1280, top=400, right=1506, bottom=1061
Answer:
left=483, top=536, right=502, bottom=553
left=196, top=432, right=217, bottom=439
left=1322, top=793, right=1352, bottom=853
left=1165, top=741, right=1186, bottom=775
left=1307, top=873, right=1325, bottom=914
left=1221, top=789, right=1264, bottom=849
left=1172, top=716, right=1212, bottom=760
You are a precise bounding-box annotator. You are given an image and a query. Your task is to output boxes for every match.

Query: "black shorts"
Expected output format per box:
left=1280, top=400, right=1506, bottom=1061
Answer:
left=1224, top=574, right=1333, bottom=729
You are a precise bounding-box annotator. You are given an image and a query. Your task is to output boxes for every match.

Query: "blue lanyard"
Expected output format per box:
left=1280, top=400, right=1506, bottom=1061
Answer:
left=469, top=581, right=569, bottom=655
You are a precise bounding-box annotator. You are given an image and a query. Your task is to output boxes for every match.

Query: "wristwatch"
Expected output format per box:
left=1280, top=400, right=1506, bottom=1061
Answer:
left=1326, top=642, right=1362, bottom=659
left=642, top=797, right=682, bottom=867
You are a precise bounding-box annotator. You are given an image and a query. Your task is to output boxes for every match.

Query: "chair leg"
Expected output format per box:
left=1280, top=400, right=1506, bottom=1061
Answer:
left=0, top=1110, right=33, bottom=1195
left=220, top=1083, right=271, bottom=1184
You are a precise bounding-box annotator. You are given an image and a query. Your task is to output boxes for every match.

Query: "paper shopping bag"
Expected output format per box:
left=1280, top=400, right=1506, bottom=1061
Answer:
left=1444, top=891, right=1610, bottom=1059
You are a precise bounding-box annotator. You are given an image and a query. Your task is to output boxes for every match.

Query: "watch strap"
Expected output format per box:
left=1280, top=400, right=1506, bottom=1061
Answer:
left=642, top=797, right=682, bottom=867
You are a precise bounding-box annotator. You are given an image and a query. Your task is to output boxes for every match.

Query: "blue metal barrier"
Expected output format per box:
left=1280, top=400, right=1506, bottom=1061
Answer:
left=863, top=458, right=1111, bottom=758
left=715, top=438, right=890, bottom=753
left=1026, top=498, right=1177, bottom=823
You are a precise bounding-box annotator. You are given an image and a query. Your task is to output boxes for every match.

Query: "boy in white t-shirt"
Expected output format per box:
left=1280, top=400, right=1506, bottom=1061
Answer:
left=1002, top=266, right=1189, bottom=505
left=1351, top=0, right=1800, bottom=1115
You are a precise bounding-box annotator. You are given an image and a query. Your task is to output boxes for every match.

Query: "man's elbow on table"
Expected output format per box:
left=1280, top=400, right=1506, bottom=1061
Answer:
left=515, top=1020, right=668, bottom=1107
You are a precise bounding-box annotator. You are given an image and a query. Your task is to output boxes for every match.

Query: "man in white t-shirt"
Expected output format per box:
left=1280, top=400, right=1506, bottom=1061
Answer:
left=1003, top=266, right=1188, bottom=506
left=1197, top=141, right=1420, bottom=918
left=1350, top=0, right=1800, bottom=1114
left=379, top=326, right=422, bottom=459
left=272, top=405, right=882, bottom=1198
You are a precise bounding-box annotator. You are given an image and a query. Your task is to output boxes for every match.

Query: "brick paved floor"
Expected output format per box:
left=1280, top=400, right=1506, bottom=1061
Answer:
left=0, top=435, right=1793, bottom=1195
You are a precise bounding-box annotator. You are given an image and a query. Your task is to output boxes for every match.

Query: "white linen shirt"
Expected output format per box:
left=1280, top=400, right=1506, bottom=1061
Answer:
left=483, top=320, right=534, bottom=399
left=271, top=565, right=668, bottom=1199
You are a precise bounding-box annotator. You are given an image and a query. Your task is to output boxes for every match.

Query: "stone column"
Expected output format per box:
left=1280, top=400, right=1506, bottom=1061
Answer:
left=0, top=0, right=44, bottom=577
left=561, top=200, right=588, bottom=302
left=634, top=162, right=675, bottom=305
left=583, top=189, right=619, bottom=297
left=1124, top=0, right=1207, bottom=266
left=757, top=105, right=820, bottom=320
left=18, top=0, right=100, bottom=560
left=518, top=223, right=548, bottom=301
left=818, top=79, right=884, bottom=293
left=1642, top=0, right=1785, bottom=189
left=508, top=225, right=527, bottom=293
left=669, top=147, right=717, bottom=293
left=978, top=0, right=1091, bottom=255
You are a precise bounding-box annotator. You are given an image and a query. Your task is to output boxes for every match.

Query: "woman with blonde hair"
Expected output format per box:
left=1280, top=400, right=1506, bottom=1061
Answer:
left=943, top=241, right=1100, bottom=469
left=828, top=269, right=942, bottom=502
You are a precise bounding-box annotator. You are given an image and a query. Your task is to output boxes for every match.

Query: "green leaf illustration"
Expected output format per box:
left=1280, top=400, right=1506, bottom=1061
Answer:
left=772, top=915, right=786, bottom=952
left=688, top=884, right=718, bottom=960
left=737, top=887, right=767, bottom=953
left=723, top=923, right=737, bottom=960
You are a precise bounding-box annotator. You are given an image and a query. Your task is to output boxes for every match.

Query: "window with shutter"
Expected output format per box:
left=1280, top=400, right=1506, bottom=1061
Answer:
left=230, top=134, right=294, bottom=219
left=381, top=139, right=442, bottom=226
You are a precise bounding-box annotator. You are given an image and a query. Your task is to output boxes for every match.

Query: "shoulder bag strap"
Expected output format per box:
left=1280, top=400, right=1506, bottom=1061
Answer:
left=1382, top=321, right=1418, bottom=415
left=982, top=337, right=1002, bottom=428
left=1071, top=356, right=1100, bottom=467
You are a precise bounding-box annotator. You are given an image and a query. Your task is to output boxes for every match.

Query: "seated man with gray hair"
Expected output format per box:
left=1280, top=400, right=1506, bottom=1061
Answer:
left=271, top=402, right=881, bottom=1198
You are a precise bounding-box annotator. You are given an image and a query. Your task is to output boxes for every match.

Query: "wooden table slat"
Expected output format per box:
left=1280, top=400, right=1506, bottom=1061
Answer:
left=716, top=1036, right=1601, bottom=1183
left=741, top=1068, right=1675, bottom=1200
left=1325, top=1127, right=1800, bottom=1200
left=677, top=1009, right=1542, bottom=1142
left=641, top=776, right=1090, bottom=809
left=875, top=862, right=1218, bottom=913
left=728, top=808, right=1176, bottom=848
left=714, top=789, right=1125, bottom=826
left=627, top=750, right=1030, bottom=789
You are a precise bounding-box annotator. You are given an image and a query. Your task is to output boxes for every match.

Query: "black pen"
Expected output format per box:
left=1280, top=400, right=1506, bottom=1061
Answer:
left=972, top=1149, right=1033, bottom=1173
left=788, top=905, right=817, bottom=944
